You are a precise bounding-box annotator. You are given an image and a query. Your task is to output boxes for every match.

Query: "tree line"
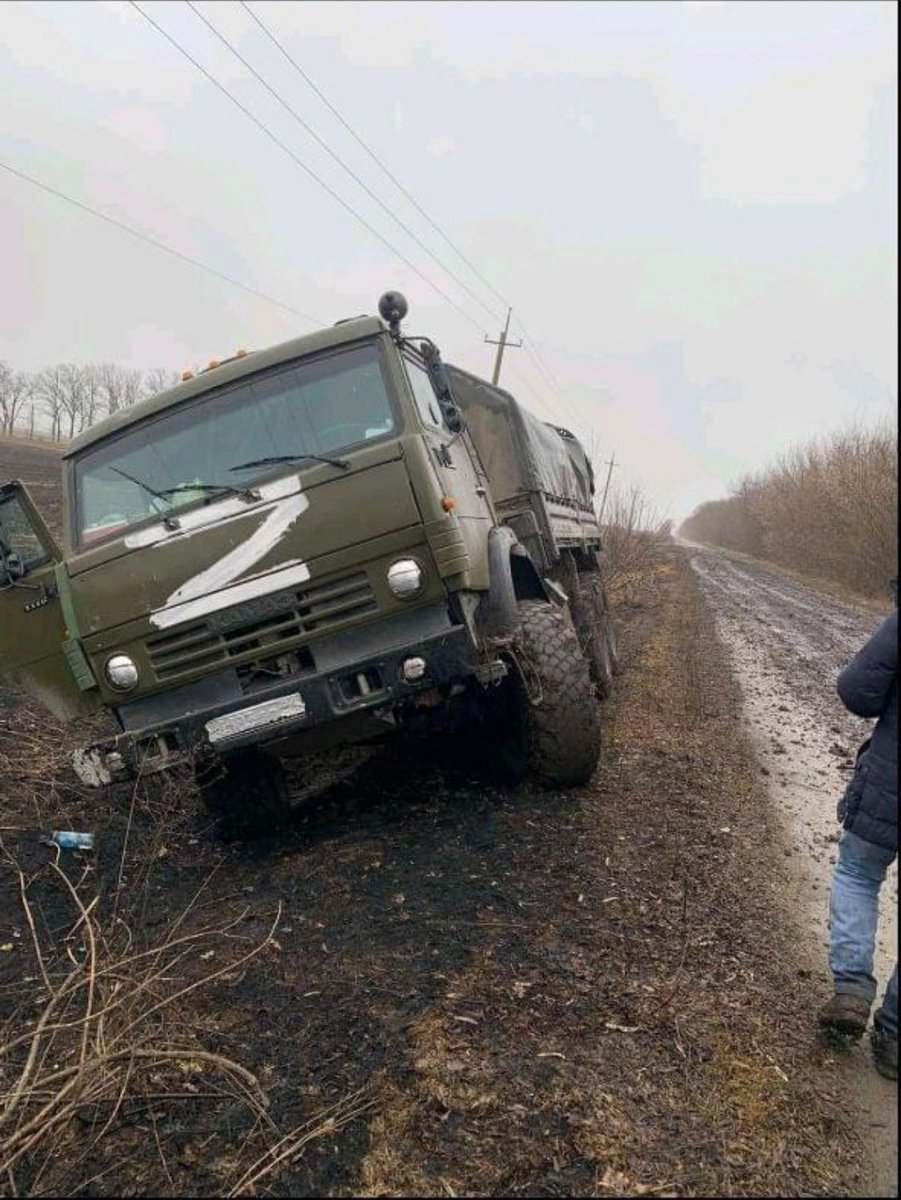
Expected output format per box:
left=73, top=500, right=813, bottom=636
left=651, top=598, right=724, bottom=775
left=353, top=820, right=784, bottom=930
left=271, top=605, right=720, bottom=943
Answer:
left=0, top=361, right=181, bottom=440
left=678, top=419, right=898, bottom=600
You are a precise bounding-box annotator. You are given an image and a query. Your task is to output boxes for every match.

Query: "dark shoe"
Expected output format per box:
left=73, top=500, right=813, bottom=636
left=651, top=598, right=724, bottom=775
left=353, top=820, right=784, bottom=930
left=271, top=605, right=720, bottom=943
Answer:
left=818, top=992, right=871, bottom=1038
left=871, top=1025, right=898, bottom=1080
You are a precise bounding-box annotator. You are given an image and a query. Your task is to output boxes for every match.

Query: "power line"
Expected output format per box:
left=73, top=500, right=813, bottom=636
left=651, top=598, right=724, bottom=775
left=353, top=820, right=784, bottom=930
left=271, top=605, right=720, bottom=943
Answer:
left=240, top=0, right=513, bottom=316
left=187, top=0, right=504, bottom=330
left=154, top=0, right=576, bottom=425
left=0, top=157, right=323, bottom=325
left=513, top=320, right=587, bottom=434
left=518, top=322, right=564, bottom=394
left=143, top=4, right=586, bottom=431
left=1, top=157, right=574, bottom=431
left=503, top=361, right=555, bottom=420
left=14, top=0, right=576, bottom=428
left=130, top=0, right=485, bottom=337
left=238, top=0, right=582, bottom=427
left=520, top=338, right=560, bottom=398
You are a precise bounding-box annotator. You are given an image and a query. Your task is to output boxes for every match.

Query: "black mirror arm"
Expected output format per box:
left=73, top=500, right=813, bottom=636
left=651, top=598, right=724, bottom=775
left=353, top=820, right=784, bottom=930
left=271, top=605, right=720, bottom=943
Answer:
left=415, top=342, right=466, bottom=435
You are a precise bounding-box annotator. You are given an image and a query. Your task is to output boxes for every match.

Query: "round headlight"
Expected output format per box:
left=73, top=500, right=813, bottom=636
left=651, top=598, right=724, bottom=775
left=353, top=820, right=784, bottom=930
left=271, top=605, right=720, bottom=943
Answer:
left=387, top=558, right=423, bottom=599
left=105, top=654, right=139, bottom=691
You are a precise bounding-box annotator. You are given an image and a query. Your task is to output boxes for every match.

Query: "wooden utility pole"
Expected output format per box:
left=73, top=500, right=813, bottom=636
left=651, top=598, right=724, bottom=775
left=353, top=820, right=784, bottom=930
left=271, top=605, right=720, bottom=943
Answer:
left=598, top=453, right=617, bottom=523
left=484, top=308, right=523, bottom=385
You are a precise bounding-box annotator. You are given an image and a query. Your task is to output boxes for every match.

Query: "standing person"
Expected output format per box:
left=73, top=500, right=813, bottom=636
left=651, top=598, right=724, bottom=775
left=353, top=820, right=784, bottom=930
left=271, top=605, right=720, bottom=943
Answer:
left=818, top=584, right=898, bottom=1080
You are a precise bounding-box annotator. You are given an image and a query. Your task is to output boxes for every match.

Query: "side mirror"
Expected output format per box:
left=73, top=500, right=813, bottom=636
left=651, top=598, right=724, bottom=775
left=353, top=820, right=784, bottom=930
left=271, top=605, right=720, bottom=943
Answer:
left=440, top=401, right=465, bottom=435
left=0, top=545, right=26, bottom=587
left=0, top=481, right=59, bottom=585
left=422, top=347, right=466, bottom=436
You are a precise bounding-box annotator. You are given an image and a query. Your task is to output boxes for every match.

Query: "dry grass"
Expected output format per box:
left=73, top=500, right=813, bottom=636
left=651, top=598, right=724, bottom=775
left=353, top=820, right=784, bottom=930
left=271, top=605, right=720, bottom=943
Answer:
left=0, top=821, right=281, bottom=1195
left=354, top=548, right=861, bottom=1197
left=0, top=743, right=371, bottom=1198
left=601, top=484, right=672, bottom=606
left=679, top=419, right=898, bottom=600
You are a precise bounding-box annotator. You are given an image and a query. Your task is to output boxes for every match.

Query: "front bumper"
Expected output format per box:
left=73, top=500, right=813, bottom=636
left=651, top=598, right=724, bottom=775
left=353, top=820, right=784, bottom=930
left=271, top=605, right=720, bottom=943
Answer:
left=72, top=605, right=479, bottom=787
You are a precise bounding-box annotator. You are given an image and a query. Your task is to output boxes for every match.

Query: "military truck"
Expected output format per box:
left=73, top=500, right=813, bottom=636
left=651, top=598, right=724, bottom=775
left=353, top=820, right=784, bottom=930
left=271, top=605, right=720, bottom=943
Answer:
left=0, top=293, right=617, bottom=832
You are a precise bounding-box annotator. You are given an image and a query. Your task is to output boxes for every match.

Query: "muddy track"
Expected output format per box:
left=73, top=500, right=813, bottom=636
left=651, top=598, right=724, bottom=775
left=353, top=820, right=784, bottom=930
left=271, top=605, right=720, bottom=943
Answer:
left=686, top=542, right=898, bottom=1198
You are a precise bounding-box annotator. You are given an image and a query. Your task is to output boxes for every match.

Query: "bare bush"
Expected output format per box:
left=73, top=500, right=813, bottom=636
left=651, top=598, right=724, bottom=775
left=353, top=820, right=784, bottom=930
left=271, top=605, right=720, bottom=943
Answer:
left=0, top=761, right=372, bottom=1196
left=601, top=483, right=671, bottom=602
left=679, top=419, right=898, bottom=599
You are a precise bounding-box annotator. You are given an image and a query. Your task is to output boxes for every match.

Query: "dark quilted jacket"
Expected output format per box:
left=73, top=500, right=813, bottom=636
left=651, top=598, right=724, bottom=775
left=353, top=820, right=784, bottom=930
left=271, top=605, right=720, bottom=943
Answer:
left=837, top=609, right=898, bottom=853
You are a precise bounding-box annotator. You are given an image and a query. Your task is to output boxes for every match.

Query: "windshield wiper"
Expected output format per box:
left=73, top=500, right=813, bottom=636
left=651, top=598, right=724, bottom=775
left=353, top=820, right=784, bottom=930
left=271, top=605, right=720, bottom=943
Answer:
left=109, top=468, right=248, bottom=503
left=110, top=468, right=255, bottom=506
left=156, top=482, right=247, bottom=498
left=109, top=465, right=168, bottom=499
left=229, top=453, right=350, bottom=473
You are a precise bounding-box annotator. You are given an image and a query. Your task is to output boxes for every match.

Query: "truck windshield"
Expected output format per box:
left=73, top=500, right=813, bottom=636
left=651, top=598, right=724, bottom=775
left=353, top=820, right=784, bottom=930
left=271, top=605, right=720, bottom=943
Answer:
left=73, top=344, right=396, bottom=547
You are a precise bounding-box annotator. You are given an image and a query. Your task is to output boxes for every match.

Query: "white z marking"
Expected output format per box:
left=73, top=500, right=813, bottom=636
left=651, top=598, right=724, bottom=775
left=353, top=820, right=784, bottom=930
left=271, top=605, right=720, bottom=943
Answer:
left=149, top=485, right=311, bottom=630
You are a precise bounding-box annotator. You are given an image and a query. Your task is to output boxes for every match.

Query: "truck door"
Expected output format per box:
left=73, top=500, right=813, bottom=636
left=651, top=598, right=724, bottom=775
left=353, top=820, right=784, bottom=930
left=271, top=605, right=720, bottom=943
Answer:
left=402, top=356, right=494, bottom=523
left=0, top=481, right=99, bottom=720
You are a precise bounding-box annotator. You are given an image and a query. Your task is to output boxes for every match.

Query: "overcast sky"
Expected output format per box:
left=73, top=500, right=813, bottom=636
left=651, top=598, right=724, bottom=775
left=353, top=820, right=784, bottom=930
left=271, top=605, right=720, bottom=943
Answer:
left=1, top=0, right=896, bottom=520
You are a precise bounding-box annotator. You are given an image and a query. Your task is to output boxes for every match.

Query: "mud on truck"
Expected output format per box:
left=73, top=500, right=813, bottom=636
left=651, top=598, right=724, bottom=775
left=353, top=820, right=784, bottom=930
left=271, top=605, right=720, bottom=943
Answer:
left=0, top=293, right=618, bottom=834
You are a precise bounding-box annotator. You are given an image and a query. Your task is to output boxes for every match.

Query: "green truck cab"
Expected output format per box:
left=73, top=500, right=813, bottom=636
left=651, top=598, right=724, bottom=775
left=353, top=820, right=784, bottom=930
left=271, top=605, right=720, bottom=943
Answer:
left=0, top=294, right=617, bottom=831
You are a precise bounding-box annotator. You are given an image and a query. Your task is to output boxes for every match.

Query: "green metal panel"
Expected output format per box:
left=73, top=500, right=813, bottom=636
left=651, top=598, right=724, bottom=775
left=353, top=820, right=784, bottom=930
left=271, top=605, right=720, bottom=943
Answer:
left=62, top=638, right=98, bottom=692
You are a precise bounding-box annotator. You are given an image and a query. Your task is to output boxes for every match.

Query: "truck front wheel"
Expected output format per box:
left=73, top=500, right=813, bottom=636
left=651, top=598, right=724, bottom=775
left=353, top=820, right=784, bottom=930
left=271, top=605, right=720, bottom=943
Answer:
left=495, top=600, right=601, bottom=788
left=195, top=747, right=291, bottom=839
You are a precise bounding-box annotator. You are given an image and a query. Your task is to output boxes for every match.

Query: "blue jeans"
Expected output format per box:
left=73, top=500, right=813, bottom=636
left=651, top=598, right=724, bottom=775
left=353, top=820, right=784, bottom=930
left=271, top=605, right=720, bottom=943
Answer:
left=829, top=830, right=898, bottom=1038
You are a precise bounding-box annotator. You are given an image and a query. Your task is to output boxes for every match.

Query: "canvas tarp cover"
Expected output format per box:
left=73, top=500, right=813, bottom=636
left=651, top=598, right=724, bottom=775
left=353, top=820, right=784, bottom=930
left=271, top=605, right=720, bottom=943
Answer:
left=445, top=365, right=595, bottom=510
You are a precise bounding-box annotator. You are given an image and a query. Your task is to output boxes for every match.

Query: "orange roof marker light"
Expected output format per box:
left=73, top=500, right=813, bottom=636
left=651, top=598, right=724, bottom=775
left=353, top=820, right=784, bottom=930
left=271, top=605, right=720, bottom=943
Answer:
left=208, top=359, right=220, bottom=370
left=441, top=496, right=457, bottom=512
left=235, top=348, right=248, bottom=358
left=181, top=369, right=195, bottom=381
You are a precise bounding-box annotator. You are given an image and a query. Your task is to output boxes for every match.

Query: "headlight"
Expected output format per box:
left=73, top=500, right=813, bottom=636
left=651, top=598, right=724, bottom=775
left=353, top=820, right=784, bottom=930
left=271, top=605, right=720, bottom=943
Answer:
left=386, top=558, right=423, bottom=599
left=105, top=654, right=139, bottom=691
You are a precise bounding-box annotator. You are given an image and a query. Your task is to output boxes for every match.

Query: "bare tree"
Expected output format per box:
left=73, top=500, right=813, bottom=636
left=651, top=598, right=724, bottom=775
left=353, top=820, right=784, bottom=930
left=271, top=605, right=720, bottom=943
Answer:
left=11, top=360, right=179, bottom=441
left=36, top=365, right=67, bottom=441
left=80, top=365, right=103, bottom=431
left=57, top=364, right=88, bottom=439
left=97, top=363, right=144, bottom=416
left=0, top=363, right=33, bottom=436
left=142, top=367, right=180, bottom=399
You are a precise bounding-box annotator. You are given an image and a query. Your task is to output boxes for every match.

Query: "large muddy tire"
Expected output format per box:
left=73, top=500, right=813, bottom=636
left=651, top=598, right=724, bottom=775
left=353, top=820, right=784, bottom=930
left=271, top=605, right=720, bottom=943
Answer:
left=570, top=572, right=616, bottom=699
left=496, top=600, right=601, bottom=788
left=195, top=747, right=291, bottom=839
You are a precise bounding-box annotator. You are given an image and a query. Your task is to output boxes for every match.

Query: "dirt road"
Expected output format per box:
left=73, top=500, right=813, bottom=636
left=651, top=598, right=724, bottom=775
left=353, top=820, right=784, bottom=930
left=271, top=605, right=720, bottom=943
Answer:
left=685, top=541, right=898, bottom=1197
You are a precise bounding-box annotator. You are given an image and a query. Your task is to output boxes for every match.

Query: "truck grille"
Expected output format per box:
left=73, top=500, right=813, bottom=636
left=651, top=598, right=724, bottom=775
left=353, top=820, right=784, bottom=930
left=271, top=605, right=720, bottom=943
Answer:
left=146, top=570, right=377, bottom=681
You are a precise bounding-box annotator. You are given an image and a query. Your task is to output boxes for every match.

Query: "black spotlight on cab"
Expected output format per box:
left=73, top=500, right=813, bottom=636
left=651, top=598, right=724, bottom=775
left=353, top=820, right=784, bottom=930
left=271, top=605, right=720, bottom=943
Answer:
left=378, top=291, right=408, bottom=337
